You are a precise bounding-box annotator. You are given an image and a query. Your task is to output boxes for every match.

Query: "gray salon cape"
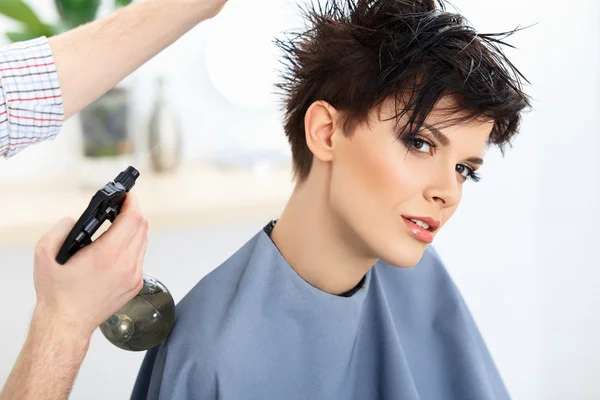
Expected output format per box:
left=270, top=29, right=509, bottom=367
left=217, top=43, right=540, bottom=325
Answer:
left=131, top=225, right=509, bottom=399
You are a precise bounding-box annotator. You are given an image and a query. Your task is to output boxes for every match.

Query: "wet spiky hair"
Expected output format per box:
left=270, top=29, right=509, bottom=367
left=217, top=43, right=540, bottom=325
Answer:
left=275, top=0, right=531, bottom=180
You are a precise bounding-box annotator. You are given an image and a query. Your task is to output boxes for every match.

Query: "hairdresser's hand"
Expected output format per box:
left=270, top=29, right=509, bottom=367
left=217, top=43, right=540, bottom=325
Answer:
left=32, top=193, right=148, bottom=339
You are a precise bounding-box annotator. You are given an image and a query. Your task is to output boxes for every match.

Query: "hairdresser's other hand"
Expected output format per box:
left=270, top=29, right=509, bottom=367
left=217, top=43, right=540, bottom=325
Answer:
left=32, top=193, right=148, bottom=339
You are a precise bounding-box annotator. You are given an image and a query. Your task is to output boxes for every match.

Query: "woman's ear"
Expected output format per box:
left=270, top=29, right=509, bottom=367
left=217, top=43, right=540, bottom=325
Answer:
left=304, top=100, right=338, bottom=163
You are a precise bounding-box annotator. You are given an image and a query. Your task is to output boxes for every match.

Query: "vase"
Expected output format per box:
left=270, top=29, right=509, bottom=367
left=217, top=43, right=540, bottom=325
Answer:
left=147, top=77, right=182, bottom=173
left=77, top=86, right=134, bottom=188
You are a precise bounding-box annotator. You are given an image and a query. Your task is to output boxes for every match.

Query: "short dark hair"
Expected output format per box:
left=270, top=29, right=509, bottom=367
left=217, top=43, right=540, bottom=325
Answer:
left=275, top=0, right=531, bottom=181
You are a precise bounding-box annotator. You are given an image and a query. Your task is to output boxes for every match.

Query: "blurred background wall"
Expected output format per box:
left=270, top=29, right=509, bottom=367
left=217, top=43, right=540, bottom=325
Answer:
left=0, top=0, right=598, bottom=399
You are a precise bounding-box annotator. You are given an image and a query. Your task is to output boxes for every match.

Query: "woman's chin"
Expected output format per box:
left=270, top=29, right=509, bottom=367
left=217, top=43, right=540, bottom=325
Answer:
left=377, top=240, right=428, bottom=269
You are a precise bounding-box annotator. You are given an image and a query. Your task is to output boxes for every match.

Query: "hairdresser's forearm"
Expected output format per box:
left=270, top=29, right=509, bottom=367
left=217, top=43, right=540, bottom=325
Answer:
left=0, top=307, right=90, bottom=400
left=50, top=0, right=214, bottom=120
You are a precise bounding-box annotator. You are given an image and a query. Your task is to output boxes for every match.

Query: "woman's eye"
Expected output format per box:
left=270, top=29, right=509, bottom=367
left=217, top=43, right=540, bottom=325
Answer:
left=455, top=164, right=481, bottom=182
left=411, top=139, right=431, bottom=153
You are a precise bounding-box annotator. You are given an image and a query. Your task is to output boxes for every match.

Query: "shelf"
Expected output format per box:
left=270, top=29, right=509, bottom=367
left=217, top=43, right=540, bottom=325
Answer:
left=0, top=164, right=294, bottom=247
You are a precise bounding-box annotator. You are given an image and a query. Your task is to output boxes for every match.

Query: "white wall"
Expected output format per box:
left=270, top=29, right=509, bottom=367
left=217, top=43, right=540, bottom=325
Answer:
left=435, top=1, right=600, bottom=399
left=534, top=3, right=600, bottom=399
left=1, top=0, right=599, bottom=399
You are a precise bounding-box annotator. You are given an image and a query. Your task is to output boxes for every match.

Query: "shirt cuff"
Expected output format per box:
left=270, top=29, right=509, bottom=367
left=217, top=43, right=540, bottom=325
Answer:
left=0, top=36, right=64, bottom=158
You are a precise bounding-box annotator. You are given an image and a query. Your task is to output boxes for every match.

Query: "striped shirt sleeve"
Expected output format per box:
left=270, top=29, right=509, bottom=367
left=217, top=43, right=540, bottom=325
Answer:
left=0, top=36, right=64, bottom=159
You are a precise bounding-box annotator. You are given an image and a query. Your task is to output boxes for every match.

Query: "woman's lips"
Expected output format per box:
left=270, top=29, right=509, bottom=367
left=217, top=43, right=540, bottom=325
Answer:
left=402, top=216, right=436, bottom=243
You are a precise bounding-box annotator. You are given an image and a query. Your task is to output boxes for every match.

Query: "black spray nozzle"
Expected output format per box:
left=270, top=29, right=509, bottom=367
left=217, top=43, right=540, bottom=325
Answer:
left=114, top=166, right=140, bottom=192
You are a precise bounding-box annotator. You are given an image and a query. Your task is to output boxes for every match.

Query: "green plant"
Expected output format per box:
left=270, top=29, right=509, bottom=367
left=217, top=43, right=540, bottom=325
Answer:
left=0, top=0, right=133, bottom=42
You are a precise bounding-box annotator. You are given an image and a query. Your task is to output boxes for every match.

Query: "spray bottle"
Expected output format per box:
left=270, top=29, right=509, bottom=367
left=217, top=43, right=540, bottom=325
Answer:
left=56, top=166, right=175, bottom=351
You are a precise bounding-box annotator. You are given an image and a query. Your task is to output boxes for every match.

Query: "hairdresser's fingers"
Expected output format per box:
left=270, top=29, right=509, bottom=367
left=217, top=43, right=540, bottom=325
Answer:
left=38, top=217, right=77, bottom=256
left=117, top=216, right=147, bottom=270
left=94, top=216, right=143, bottom=253
left=131, top=233, right=148, bottom=294
left=119, top=192, right=141, bottom=215
left=118, top=219, right=148, bottom=291
left=135, top=227, right=148, bottom=274
left=125, top=216, right=148, bottom=254
left=97, top=195, right=145, bottom=250
left=106, top=193, right=141, bottom=234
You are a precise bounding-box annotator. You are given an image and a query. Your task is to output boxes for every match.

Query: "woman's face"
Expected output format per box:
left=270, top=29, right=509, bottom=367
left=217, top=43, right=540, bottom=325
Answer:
left=329, top=98, right=492, bottom=268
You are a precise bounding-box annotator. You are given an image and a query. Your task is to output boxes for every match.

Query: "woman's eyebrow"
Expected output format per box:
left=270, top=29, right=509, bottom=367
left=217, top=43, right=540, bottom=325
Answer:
left=465, top=157, right=484, bottom=166
left=422, top=124, right=450, bottom=146
left=421, top=124, right=484, bottom=166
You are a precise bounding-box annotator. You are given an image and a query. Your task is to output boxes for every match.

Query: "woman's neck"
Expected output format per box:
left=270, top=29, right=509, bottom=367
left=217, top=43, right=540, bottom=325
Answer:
left=270, top=175, right=377, bottom=295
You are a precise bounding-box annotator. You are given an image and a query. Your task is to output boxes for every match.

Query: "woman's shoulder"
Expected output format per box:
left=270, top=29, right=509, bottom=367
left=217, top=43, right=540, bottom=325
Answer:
left=173, top=231, right=263, bottom=328
left=169, top=227, right=282, bottom=345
